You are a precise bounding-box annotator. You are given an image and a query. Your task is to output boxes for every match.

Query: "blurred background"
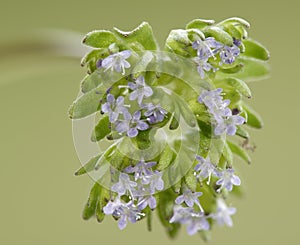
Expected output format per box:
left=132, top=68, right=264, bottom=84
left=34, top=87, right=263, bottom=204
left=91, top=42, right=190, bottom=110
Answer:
left=0, top=0, right=298, bottom=244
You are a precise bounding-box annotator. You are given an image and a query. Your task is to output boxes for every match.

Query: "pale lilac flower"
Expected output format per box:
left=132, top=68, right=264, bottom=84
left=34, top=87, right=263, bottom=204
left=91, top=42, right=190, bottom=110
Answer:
left=198, top=89, right=245, bottom=136
left=103, top=197, right=124, bottom=215
left=175, top=189, right=204, bottom=212
left=124, top=159, right=156, bottom=182
left=194, top=155, right=217, bottom=184
left=114, top=110, right=149, bottom=138
left=216, top=168, right=241, bottom=192
left=211, top=199, right=236, bottom=227
left=192, top=38, right=222, bottom=59
left=137, top=195, right=157, bottom=210
left=185, top=214, right=210, bottom=235
left=116, top=201, right=142, bottom=230
left=101, top=50, right=131, bottom=75
left=210, top=99, right=232, bottom=121
left=143, top=103, right=168, bottom=124
left=170, top=205, right=194, bottom=223
left=147, top=171, right=164, bottom=193
left=214, top=110, right=245, bottom=136
left=111, top=173, right=137, bottom=197
left=193, top=57, right=217, bottom=79
left=170, top=206, right=210, bottom=235
left=114, top=118, right=131, bottom=134
left=101, top=94, right=130, bottom=123
left=198, top=88, right=224, bottom=109
left=103, top=198, right=142, bottom=230
left=198, top=88, right=231, bottom=119
left=127, top=111, right=149, bottom=137
left=219, top=45, right=240, bottom=64
left=129, top=76, right=153, bottom=104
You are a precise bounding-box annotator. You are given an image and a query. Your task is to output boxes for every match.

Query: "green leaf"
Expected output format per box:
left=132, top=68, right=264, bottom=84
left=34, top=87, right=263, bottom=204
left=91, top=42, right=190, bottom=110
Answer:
left=157, top=144, right=174, bottom=171
left=157, top=189, right=181, bottom=238
left=223, top=89, right=242, bottom=105
left=216, top=77, right=252, bottom=98
left=223, top=24, right=243, bottom=41
left=243, top=38, right=270, bottom=61
left=131, top=51, right=154, bottom=79
left=218, top=17, right=250, bottom=29
left=203, top=26, right=233, bottom=46
left=113, top=22, right=158, bottom=50
left=169, top=107, right=180, bottom=130
left=185, top=168, right=197, bottom=192
left=91, top=116, right=111, bottom=142
left=75, top=154, right=101, bottom=176
left=216, top=56, right=270, bottom=82
left=188, top=99, right=207, bottom=115
left=197, top=185, right=216, bottom=213
left=68, top=88, right=104, bottom=119
left=242, top=103, right=264, bottom=129
left=82, top=182, right=102, bottom=220
left=81, top=49, right=109, bottom=74
left=236, top=126, right=249, bottom=139
left=176, top=99, right=197, bottom=127
left=236, top=25, right=248, bottom=39
left=171, top=179, right=182, bottom=193
left=165, top=29, right=192, bottom=57
left=186, top=19, right=215, bottom=30
left=107, top=149, right=125, bottom=170
left=96, top=187, right=110, bottom=223
left=199, top=230, right=211, bottom=242
left=83, top=30, right=118, bottom=48
left=227, top=141, right=251, bottom=164
left=186, top=28, right=205, bottom=41
left=222, top=141, right=233, bottom=166
left=135, top=129, right=151, bottom=150
left=218, top=63, right=244, bottom=74
left=81, top=74, right=104, bottom=93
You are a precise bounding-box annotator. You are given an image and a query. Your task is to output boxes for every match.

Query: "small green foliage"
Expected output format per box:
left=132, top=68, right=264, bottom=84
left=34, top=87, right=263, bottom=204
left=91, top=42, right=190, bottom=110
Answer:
left=75, top=154, right=101, bottom=176
left=83, top=30, right=118, bottom=48
left=113, top=22, right=158, bottom=50
left=227, top=141, right=251, bottom=164
left=68, top=88, right=103, bottom=119
left=203, top=26, right=233, bottom=46
left=243, top=38, right=270, bottom=60
left=186, top=19, right=215, bottom=29
left=215, top=77, right=252, bottom=98
left=157, top=144, right=175, bottom=171
left=157, top=189, right=181, bottom=238
left=91, top=116, right=111, bottom=142
left=242, top=103, right=264, bottom=128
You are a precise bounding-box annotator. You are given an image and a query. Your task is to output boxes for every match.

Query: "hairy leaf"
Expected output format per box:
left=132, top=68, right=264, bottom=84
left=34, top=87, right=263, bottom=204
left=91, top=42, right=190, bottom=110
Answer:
left=227, top=141, right=251, bottom=164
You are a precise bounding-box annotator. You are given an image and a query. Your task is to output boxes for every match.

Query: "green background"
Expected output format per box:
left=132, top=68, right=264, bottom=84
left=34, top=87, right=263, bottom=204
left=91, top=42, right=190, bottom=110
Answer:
left=1, top=0, right=298, bottom=244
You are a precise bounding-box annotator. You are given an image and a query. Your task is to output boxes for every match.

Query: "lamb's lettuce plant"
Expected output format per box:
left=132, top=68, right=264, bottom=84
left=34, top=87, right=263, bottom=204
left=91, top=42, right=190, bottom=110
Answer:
left=69, top=17, right=270, bottom=240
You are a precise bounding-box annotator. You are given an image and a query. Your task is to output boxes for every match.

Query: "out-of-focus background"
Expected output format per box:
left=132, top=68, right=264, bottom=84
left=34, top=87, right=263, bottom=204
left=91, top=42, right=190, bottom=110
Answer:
left=0, top=0, right=299, bottom=244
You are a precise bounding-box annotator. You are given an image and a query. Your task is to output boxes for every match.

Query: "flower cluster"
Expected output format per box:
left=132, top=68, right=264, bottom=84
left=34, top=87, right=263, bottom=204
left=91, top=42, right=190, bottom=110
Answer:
left=198, top=88, right=245, bottom=135
left=103, top=160, right=164, bottom=229
left=101, top=72, right=168, bottom=138
left=169, top=154, right=240, bottom=234
left=194, top=155, right=241, bottom=192
left=71, top=18, right=269, bottom=240
left=192, top=37, right=240, bottom=79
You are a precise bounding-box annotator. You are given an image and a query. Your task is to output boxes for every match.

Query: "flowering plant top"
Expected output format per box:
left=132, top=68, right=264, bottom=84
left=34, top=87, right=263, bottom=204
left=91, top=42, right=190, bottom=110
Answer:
left=69, top=17, right=270, bottom=240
